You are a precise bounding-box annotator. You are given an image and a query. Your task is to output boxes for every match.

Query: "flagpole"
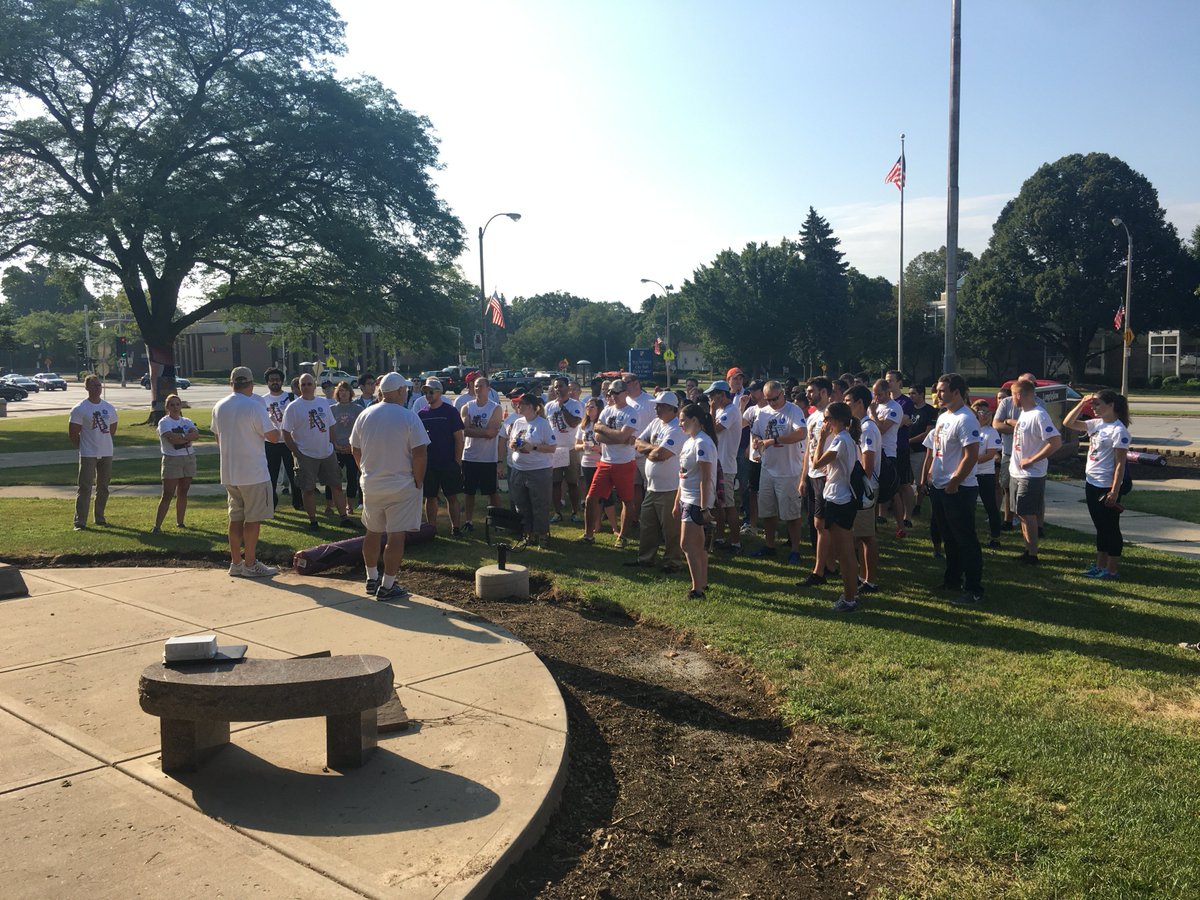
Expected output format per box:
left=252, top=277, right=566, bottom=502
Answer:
left=897, top=133, right=905, bottom=373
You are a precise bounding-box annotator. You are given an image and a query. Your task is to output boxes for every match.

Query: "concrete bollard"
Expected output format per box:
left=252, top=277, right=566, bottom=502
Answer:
left=475, top=564, right=530, bottom=601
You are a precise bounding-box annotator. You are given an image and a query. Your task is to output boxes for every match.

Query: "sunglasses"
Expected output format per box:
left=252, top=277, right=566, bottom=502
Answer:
left=766, top=393, right=783, bottom=402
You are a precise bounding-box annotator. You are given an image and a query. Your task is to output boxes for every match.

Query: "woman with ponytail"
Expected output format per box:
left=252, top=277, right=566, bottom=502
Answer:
left=1063, top=390, right=1131, bottom=579
left=812, top=402, right=861, bottom=611
left=674, top=403, right=718, bottom=599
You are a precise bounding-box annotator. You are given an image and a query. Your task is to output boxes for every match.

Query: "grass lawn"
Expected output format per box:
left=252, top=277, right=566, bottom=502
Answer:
left=0, top=410, right=214, bottom=453
left=2, top=498, right=1198, bottom=897
left=0, top=455, right=221, bottom=486
left=1121, top=489, right=1200, bottom=525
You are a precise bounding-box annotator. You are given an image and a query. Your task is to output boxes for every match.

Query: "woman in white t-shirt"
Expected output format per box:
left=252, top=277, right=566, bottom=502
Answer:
left=1063, top=390, right=1132, bottom=580
left=971, top=400, right=1004, bottom=546
left=507, top=393, right=557, bottom=547
left=575, top=397, right=618, bottom=537
left=673, top=403, right=718, bottom=600
left=811, top=402, right=861, bottom=612
left=154, top=393, right=200, bottom=533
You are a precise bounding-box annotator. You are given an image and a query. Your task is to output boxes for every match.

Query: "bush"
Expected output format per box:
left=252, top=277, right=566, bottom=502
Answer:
left=1148, top=375, right=1163, bottom=389
left=1162, top=375, right=1183, bottom=388
left=1188, top=379, right=1200, bottom=388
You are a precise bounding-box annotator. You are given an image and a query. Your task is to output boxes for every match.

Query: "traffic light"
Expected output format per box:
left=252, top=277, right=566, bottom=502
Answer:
left=76, top=341, right=85, bottom=358
left=116, top=336, right=128, bottom=359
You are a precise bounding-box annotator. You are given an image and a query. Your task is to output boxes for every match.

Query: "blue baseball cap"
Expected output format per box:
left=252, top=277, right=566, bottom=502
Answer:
left=705, top=380, right=732, bottom=395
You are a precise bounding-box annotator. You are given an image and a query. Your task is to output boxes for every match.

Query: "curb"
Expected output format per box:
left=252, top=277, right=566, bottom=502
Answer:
left=1131, top=446, right=1200, bottom=460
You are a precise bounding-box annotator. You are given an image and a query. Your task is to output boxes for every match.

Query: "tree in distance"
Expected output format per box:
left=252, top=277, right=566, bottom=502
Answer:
left=0, top=0, right=463, bottom=402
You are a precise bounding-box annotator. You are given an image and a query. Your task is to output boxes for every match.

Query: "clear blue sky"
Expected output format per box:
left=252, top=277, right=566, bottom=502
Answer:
left=332, top=0, right=1200, bottom=309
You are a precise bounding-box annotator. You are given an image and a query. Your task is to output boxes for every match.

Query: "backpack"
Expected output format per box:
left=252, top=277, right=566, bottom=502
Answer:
left=850, top=460, right=877, bottom=509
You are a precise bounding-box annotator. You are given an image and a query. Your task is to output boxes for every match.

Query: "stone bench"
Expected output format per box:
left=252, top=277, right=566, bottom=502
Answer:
left=138, top=654, right=394, bottom=773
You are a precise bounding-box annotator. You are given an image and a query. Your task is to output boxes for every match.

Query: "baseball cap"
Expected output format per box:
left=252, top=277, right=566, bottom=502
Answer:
left=378, top=372, right=411, bottom=392
left=748, top=379, right=766, bottom=392
left=653, top=390, right=680, bottom=408
left=607, top=379, right=627, bottom=394
left=516, top=392, right=543, bottom=406
left=230, top=366, right=254, bottom=385
left=705, top=380, right=732, bottom=395
left=465, top=371, right=479, bottom=383
left=425, top=378, right=443, bottom=392
left=726, top=367, right=744, bottom=381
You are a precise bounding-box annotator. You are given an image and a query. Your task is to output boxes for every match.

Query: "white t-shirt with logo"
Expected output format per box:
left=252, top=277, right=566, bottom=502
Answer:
left=508, top=415, right=556, bottom=471
left=212, top=391, right=276, bottom=486
left=349, top=402, right=431, bottom=494
left=282, top=397, right=336, bottom=460
left=70, top=398, right=118, bottom=458
left=598, top=404, right=640, bottom=465
left=743, top=403, right=765, bottom=462
left=462, top=399, right=500, bottom=463
left=545, top=397, right=584, bottom=468
left=750, top=401, right=807, bottom=478
left=713, top=402, right=743, bottom=474
left=923, top=406, right=981, bottom=489
left=638, top=417, right=684, bottom=493
left=576, top=422, right=601, bottom=468
left=821, top=431, right=857, bottom=504
left=678, top=432, right=718, bottom=508
left=858, top=416, right=882, bottom=481
left=1009, top=407, right=1059, bottom=480
left=261, top=391, right=293, bottom=430
left=498, top=411, right=522, bottom=469
left=875, top=399, right=903, bottom=457
left=1085, top=419, right=1132, bottom=489
left=158, top=415, right=197, bottom=457
left=973, top=424, right=1003, bottom=476
left=805, top=408, right=827, bottom=480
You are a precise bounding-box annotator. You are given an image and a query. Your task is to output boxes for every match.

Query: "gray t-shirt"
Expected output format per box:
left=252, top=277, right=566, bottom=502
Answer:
left=996, top=394, right=1045, bottom=456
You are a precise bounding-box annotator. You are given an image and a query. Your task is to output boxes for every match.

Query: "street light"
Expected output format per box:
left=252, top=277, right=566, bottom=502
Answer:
left=1112, top=217, right=1133, bottom=395
left=479, top=212, right=521, bottom=376
left=640, top=278, right=674, bottom=388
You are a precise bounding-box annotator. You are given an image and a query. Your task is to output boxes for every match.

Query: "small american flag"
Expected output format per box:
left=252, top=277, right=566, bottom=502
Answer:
left=1113, top=305, right=1125, bottom=332
left=885, top=154, right=905, bottom=191
left=487, top=292, right=506, bottom=328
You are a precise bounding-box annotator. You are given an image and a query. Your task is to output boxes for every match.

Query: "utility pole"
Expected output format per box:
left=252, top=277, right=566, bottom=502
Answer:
left=944, top=0, right=962, bottom=375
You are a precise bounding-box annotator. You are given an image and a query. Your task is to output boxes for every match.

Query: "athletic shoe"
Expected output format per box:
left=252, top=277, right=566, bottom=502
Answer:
left=308, top=520, right=321, bottom=531
left=1095, top=570, right=1120, bottom=581
left=712, top=538, right=728, bottom=549
left=1082, top=565, right=1103, bottom=577
left=1001, top=520, right=1015, bottom=531
left=724, top=543, right=742, bottom=554
left=176, top=522, right=187, bottom=529
left=687, top=589, right=706, bottom=600
left=365, top=578, right=379, bottom=596
left=570, top=514, right=582, bottom=525
left=578, top=535, right=594, bottom=544
left=73, top=524, right=85, bottom=531
left=987, top=539, right=1002, bottom=549
left=95, top=519, right=109, bottom=526
left=876, top=515, right=888, bottom=525
left=661, top=563, right=684, bottom=574
left=857, top=580, right=879, bottom=594
left=798, top=572, right=826, bottom=587
left=151, top=525, right=161, bottom=534
left=375, top=582, right=410, bottom=601
left=228, top=562, right=244, bottom=577
left=241, top=560, right=279, bottom=578
left=903, top=519, right=913, bottom=528
left=740, top=522, right=755, bottom=536
left=786, top=551, right=802, bottom=565
left=451, top=526, right=462, bottom=537
left=749, top=546, right=776, bottom=558
left=549, top=514, right=562, bottom=524
left=340, top=516, right=354, bottom=527
left=614, top=536, right=627, bottom=549
left=461, top=521, right=474, bottom=533
left=1017, top=552, right=1038, bottom=565
left=832, top=596, right=858, bottom=612
left=951, top=591, right=983, bottom=607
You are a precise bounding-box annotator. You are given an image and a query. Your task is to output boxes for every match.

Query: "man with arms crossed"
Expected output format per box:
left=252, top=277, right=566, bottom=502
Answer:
left=351, top=373, right=430, bottom=600
left=212, top=367, right=281, bottom=577
left=460, top=375, right=503, bottom=531
left=68, top=373, right=118, bottom=531
left=282, top=373, right=353, bottom=530
left=1003, top=378, right=1061, bottom=564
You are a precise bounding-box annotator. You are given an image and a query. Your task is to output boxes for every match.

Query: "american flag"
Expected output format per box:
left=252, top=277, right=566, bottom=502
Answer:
left=1113, top=305, right=1125, bottom=332
left=652, top=336, right=663, bottom=355
left=885, top=154, right=905, bottom=191
left=487, top=292, right=506, bottom=328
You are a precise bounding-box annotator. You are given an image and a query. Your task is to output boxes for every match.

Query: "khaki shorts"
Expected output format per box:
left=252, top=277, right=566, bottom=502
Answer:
left=226, top=481, right=274, bottom=523
left=295, top=450, right=341, bottom=492
left=719, top=470, right=737, bottom=508
left=361, top=484, right=423, bottom=534
left=757, top=470, right=804, bottom=521
left=161, top=454, right=197, bottom=481
left=852, top=506, right=877, bottom=539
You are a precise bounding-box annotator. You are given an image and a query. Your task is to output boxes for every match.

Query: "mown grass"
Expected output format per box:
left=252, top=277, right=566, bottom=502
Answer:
left=2, top=497, right=1198, bottom=897
left=0, top=410, right=213, bottom=453
left=0, top=455, right=221, bottom=486
left=1121, top=489, right=1200, bottom=525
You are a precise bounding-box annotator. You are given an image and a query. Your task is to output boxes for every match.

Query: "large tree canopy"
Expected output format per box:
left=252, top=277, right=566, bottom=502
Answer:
left=0, top=0, right=463, bottom=359
left=963, top=153, right=1193, bottom=383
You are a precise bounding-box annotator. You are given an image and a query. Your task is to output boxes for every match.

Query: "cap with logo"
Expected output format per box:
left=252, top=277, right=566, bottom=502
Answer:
left=607, top=379, right=627, bottom=394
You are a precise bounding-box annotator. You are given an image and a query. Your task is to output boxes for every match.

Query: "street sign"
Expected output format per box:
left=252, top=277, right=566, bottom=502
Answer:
left=662, top=349, right=676, bottom=362
left=627, top=348, right=653, bottom=382
left=95, top=360, right=110, bottom=377
left=312, top=361, right=323, bottom=377
left=326, top=355, right=338, bottom=368
left=558, top=358, right=569, bottom=371
left=1123, top=329, right=1134, bottom=346
left=473, top=332, right=483, bottom=350
left=96, top=342, right=111, bottom=360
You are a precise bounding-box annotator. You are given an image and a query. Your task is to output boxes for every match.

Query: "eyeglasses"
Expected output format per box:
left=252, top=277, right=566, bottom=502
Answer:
left=766, top=393, right=783, bottom=402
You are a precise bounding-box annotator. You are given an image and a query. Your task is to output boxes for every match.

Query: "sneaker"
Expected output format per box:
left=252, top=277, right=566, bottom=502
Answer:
left=876, top=515, right=888, bottom=525
left=73, top=524, right=85, bottom=531
left=951, top=591, right=983, bottom=607
left=857, top=580, right=879, bottom=594
left=340, top=516, right=354, bottom=527
left=725, top=543, right=742, bottom=554
left=1096, top=570, right=1120, bottom=581
left=549, top=513, right=562, bottom=524
left=1082, top=565, right=1103, bottom=577
left=375, top=582, right=410, bottom=601
left=151, top=525, right=161, bottom=534
left=740, top=522, right=754, bottom=536
left=451, top=526, right=463, bottom=537
left=614, top=536, right=627, bottom=549
left=832, top=596, right=858, bottom=612
left=661, top=563, right=684, bottom=574
left=903, top=519, right=913, bottom=528
left=987, top=539, right=1002, bottom=549
left=687, top=589, right=706, bottom=600
left=798, top=572, right=826, bottom=587
left=228, top=562, right=245, bottom=577
left=365, top=577, right=379, bottom=596
left=570, top=514, right=582, bottom=525
left=308, top=520, right=321, bottom=531
left=749, top=545, right=776, bottom=558
left=460, top=521, right=473, bottom=533
left=242, top=560, right=279, bottom=578
left=578, top=535, right=594, bottom=544
left=281, top=485, right=290, bottom=495
left=1021, top=553, right=1038, bottom=566
left=787, top=551, right=802, bottom=565
left=894, top=528, right=907, bottom=540
left=176, top=522, right=187, bottom=529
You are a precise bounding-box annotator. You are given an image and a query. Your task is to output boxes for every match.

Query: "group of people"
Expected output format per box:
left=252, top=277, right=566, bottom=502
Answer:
left=67, top=361, right=1133, bottom=607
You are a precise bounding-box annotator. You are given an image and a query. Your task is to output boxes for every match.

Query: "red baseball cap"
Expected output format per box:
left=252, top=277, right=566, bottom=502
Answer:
left=465, top=371, right=479, bottom=383
left=726, top=367, right=744, bottom=381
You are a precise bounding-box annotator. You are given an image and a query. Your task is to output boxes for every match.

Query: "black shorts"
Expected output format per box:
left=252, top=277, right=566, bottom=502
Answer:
left=681, top=503, right=708, bottom=525
left=808, top=477, right=827, bottom=520
left=423, top=463, right=463, bottom=498
left=824, top=499, right=858, bottom=531
left=877, top=455, right=899, bottom=503
left=462, top=460, right=498, bottom=496
left=748, top=459, right=762, bottom=492
left=895, top=444, right=914, bottom=485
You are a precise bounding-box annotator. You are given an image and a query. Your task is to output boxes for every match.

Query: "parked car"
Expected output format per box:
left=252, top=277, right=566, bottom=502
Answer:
left=0, top=382, right=29, bottom=401
left=488, top=370, right=532, bottom=396
left=317, top=368, right=358, bottom=388
left=140, top=373, right=191, bottom=390
left=1, top=374, right=39, bottom=392
left=32, top=372, right=68, bottom=391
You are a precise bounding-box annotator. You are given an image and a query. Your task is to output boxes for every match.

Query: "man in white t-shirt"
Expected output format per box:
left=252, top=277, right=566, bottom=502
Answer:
left=68, top=373, right=118, bottom=531
left=707, top=380, right=743, bottom=553
left=800, top=376, right=833, bottom=586
left=630, top=392, right=685, bottom=570
left=621, top=372, right=648, bottom=526
left=1003, top=378, right=1061, bottom=564
left=585, top=378, right=641, bottom=546
left=351, top=373, right=431, bottom=601
left=460, top=375, right=503, bottom=531
left=748, top=380, right=807, bottom=565
left=919, top=373, right=983, bottom=605
left=740, top=378, right=767, bottom=535
left=211, top=367, right=282, bottom=577
left=282, top=373, right=352, bottom=531
left=871, top=377, right=908, bottom=535
left=261, top=367, right=301, bottom=509
left=545, top=375, right=584, bottom=524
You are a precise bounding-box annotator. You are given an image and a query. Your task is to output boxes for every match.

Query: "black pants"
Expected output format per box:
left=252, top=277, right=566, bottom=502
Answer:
left=337, top=451, right=359, bottom=501
left=1085, top=482, right=1123, bottom=556
left=976, top=473, right=1001, bottom=539
left=930, top=485, right=982, bottom=594
left=265, top=441, right=299, bottom=508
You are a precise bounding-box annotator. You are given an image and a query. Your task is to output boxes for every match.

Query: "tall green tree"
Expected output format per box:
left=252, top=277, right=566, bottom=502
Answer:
left=499, top=298, right=634, bottom=371
left=1, top=263, right=90, bottom=315
left=0, top=0, right=462, bottom=387
left=844, top=267, right=896, bottom=374
left=796, top=207, right=850, bottom=369
left=965, top=153, right=1193, bottom=382
left=903, top=247, right=976, bottom=381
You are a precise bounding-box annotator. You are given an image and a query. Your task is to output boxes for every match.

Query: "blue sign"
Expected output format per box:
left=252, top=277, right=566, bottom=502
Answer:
left=628, top=348, right=653, bottom=382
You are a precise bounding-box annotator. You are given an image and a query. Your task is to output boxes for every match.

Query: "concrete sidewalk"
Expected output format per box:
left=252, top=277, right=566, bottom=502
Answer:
left=1044, top=480, right=1200, bottom=561
left=0, top=567, right=567, bottom=898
